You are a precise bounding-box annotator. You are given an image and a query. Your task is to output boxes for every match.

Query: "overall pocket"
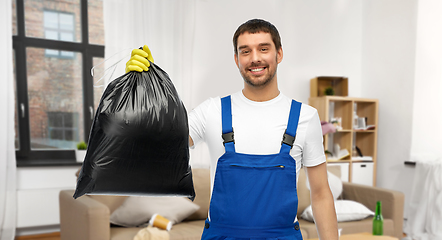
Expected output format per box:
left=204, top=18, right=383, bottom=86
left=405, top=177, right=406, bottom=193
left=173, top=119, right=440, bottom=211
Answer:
left=209, top=156, right=298, bottom=228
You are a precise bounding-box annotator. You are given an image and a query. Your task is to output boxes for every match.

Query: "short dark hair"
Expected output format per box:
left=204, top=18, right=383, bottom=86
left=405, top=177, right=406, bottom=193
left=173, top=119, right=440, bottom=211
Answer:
left=233, top=19, right=282, bottom=55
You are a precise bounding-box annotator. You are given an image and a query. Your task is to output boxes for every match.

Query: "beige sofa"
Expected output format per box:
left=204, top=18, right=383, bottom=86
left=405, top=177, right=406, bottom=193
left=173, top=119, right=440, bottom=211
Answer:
left=59, top=167, right=404, bottom=240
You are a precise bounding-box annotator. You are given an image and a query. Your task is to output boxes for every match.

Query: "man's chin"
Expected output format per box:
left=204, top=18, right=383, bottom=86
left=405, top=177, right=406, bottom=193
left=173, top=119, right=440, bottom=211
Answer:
left=244, top=77, right=272, bottom=88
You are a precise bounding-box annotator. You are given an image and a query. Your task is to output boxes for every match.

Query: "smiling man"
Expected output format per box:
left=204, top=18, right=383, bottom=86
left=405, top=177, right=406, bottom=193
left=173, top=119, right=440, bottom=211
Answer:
left=126, top=19, right=338, bottom=240
left=234, top=29, right=282, bottom=102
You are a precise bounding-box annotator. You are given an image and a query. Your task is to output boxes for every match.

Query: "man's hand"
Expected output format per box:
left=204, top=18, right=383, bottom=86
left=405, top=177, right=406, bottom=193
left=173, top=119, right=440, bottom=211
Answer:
left=125, top=45, right=154, bottom=73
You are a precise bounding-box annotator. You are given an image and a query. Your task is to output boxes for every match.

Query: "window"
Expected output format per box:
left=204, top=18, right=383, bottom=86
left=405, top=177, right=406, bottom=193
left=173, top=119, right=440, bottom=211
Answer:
left=47, top=112, right=79, bottom=142
left=13, top=0, right=104, bottom=165
left=44, top=10, right=75, bottom=58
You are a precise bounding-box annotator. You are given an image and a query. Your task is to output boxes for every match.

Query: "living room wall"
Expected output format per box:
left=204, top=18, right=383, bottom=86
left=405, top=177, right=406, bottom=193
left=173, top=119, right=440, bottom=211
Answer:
left=361, top=0, right=418, bottom=219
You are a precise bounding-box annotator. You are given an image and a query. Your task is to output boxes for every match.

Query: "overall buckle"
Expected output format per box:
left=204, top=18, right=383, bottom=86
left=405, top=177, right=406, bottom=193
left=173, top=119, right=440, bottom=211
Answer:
left=222, top=131, right=235, bottom=146
left=281, top=132, right=295, bottom=148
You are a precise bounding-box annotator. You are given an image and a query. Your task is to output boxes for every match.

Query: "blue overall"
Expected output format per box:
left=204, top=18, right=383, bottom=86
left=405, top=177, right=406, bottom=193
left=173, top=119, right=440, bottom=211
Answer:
left=201, top=96, right=303, bottom=240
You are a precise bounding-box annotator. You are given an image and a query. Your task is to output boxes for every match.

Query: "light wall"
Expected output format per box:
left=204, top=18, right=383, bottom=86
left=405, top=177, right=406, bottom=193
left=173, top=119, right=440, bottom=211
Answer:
left=16, top=0, right=423, bottom=234
left=189, top=0, right=363, bottom=108
left=361, top=0, right=418, bottom=218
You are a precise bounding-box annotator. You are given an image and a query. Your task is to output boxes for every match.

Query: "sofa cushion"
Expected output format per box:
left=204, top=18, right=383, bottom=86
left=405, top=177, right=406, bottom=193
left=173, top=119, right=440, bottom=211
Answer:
left=185, top=168, right=210, bottom=221
left=300, top=200, right=374, bottom=222
left=110, top=196, right=200, bottom=227
left=110, top=220, right=206, bottom=240
left=89, top=195, right=128, bottom=214
left=168, top=220, right=205, bottom=240
left=111, top=227, right=141, bottom=240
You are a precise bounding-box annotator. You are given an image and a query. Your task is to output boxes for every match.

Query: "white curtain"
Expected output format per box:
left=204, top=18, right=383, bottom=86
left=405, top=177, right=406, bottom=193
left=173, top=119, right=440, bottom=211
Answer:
left=102, top=0, right=196, bottom=106
left=406, top=2, right=442, bottom=237
left=404, top=158, right=442, bottom=240
left=0, top=0, right=17, bottom=239
left=410, top=0, right=442, bottom=159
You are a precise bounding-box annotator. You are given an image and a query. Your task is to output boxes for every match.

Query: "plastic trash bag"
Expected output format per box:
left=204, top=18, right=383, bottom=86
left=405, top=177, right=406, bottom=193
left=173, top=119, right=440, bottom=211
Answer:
left=73, top=62, right=195, bottom=200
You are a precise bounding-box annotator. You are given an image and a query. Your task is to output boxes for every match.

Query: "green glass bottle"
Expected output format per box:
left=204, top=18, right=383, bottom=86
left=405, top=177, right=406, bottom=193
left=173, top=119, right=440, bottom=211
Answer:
left=373, top=201, right=384, bottom=235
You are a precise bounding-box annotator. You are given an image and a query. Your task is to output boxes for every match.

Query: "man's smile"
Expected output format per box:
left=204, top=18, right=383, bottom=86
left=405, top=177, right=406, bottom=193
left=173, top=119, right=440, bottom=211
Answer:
left=249, top=67, right=266, bottom=75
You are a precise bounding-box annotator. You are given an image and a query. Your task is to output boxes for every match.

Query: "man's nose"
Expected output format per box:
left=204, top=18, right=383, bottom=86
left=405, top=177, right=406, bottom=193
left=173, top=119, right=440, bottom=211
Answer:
left=251, top=50, right=261, bottom=63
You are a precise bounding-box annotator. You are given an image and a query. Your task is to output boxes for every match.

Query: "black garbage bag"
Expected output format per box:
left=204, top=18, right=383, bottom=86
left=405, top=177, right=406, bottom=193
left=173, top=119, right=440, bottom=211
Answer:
left=73, top=62, right=195, bottom=200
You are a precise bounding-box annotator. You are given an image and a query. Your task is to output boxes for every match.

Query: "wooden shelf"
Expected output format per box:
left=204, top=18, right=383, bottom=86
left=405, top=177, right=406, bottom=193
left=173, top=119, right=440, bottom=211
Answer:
left=354, top=130, right=376, bottom=133
left=309, top=96, right=379, bottom=186
left=326, top=159, right=351, bottom=163
left=335, top=129, right=353, bottom=133
left=310, top=76, right=348, bottom=97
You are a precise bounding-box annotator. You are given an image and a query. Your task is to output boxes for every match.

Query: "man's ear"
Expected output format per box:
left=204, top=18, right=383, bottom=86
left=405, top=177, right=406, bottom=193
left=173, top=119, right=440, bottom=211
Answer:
left=234, top=53, right=239, bottom=68
left=277, top=47, right=283, bottom=64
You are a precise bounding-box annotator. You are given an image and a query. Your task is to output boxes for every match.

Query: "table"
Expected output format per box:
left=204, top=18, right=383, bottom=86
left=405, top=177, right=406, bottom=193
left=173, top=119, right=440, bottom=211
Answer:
left=307, top=232, right=399, bottom=240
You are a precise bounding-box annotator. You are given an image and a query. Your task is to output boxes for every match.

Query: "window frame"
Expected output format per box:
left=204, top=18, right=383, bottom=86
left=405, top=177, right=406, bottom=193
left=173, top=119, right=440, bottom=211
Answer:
left=14, top=0, right=104, bottom=166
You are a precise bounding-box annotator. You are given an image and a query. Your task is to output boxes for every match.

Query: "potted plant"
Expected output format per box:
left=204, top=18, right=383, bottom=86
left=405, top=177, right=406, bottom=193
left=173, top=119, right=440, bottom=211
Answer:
left=324, top=87, right=335, bottom=96
left=75, top=141, right=87, bottom=163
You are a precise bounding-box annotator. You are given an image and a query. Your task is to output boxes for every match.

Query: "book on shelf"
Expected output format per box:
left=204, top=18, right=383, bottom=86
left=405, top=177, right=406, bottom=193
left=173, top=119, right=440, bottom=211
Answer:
left=327, top=149, right=349, bottom=161
left=354, top=125, right=376, bottom=131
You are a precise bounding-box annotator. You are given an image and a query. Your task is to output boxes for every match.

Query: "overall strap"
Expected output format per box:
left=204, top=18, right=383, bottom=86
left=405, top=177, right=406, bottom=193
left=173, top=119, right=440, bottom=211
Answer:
left=280, top=100, right=302, bottom=154
left=221, top=96, right=235, bottom=152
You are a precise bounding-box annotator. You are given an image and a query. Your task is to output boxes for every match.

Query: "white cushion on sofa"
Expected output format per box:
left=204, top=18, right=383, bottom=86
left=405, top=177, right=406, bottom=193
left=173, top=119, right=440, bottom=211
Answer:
left=300, top=200, right=374, bottom=222
left=110, top=196, right=200, bottom=227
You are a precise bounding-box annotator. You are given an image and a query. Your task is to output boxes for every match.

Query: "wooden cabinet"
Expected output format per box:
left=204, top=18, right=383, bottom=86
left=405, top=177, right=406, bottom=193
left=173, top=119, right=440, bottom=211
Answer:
left=308, top=96, right=379, bottom=186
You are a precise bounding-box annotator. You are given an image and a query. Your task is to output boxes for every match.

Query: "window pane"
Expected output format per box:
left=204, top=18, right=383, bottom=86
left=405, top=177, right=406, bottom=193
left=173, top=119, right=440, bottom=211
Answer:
left=60, top=51, right=74, bottom=58
left=45, top=30, right=58, bottom=40
left=92, top=57, right=105, bottom=109
left=88, top=0, right=104, bottom=45
left=43, top=11, right=58, bottom=29
left=45, top=49, right=59, bottom=57
left=12, top=0, right=17, bottom=35
left=60, top=32, right=73, bottom=41
left=26, top=47, right=84, bottom=150
left=13, top=50, right=19, bottom=150
left=59, top=13, right=74, bottom=30
left=25, top=0, right=81, bottom=42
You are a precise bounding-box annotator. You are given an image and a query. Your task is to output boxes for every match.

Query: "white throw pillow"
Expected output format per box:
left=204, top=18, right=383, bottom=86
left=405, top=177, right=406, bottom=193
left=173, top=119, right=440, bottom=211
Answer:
left=110, top=196, right=200, bottom=227
left=300, top=200, right=374, bottom=222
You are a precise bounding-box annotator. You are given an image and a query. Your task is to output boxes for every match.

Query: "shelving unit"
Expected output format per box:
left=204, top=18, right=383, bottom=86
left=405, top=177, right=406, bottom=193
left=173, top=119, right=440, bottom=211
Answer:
left=309, top=96, right=379, bottom=186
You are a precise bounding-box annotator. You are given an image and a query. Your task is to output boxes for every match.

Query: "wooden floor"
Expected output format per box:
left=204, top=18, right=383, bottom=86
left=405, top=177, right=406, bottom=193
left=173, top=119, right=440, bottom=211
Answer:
left=15, top=232, right=60, bottom=240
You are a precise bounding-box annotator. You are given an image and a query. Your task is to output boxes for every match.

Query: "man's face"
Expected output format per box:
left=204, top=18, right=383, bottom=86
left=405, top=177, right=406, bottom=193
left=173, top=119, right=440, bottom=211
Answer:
left=234, top=32, right=283, bottom=88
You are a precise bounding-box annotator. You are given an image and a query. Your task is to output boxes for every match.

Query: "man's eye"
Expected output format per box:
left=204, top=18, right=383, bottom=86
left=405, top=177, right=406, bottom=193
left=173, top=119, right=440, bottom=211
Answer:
left=241, top=50, right=250, bottom=54
left=261, top=48, right=268, bottom=52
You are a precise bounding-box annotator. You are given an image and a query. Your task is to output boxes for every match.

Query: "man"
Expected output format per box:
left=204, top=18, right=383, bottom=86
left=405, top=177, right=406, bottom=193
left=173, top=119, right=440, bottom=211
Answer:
left=126, top=19, right=338, bottom=240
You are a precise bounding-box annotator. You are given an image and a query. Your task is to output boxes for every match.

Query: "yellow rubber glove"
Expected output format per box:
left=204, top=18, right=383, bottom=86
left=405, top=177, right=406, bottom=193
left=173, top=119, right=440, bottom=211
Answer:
left=125, top=45, right=154, bottom=73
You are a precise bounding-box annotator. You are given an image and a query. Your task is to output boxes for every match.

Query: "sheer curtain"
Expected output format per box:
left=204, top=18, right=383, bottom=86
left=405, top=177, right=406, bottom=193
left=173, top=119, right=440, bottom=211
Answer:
left=102, top=0, right=196, bottom=105
left=405, top=1, right=442, bottom=239
left=0, top=0, right=17, bottom=239
left=410, top=0, right=442, bottom=160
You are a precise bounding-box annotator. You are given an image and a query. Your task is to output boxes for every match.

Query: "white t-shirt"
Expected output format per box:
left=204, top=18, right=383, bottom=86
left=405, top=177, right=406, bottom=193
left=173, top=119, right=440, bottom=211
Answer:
left=189, top=91, right=326, bottom=190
